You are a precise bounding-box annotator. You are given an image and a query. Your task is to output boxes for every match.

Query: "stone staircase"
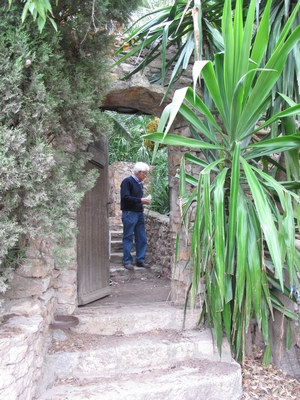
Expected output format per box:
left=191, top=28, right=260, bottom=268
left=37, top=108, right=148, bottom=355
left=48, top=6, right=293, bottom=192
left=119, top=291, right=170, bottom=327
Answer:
left=37, top=303, right=242, bottom=399
left=108, top=222, right=166, bottom=285
left=35, top=223, right=242, bottom=399
left=109, top=222, right=139, bottom=267
left=109, top=225, right=124, bottom=265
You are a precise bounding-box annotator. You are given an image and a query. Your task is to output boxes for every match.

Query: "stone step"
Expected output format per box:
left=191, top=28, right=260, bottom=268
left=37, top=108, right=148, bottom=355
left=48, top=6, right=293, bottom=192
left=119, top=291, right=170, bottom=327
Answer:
left=109, top=230, right=123, bottom=240
left=109, top=225, right=122, bottom=232
left=109, top=252, right=125, bottom=264
left=110, top=240, right=137, bottom=253
left=110, top=251, right=155, bottom=264
left=37, top=294, right=242, bottom=400
left=110, top=240, right=123, bottom=252
left=109, top=263, right=163, bottom=281
left=111, top=252, right=155, bottom=266
left=37, top=358, right=242, bottom=400
left=43, top=329, right=233, bottom=380
left=73, top=303, right=200, bottom=336
left=109, top=221, right=122, bottom=230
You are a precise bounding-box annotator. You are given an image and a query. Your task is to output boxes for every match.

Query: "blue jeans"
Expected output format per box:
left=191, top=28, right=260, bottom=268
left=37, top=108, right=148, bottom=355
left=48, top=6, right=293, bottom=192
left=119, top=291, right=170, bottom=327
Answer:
left=122, top=211, right=147, bottom=265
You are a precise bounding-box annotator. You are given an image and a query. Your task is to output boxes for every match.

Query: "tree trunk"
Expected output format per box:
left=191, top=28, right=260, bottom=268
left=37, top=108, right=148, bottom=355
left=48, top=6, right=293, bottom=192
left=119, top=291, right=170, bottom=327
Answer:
left=269, top=291, right=300, bottom=379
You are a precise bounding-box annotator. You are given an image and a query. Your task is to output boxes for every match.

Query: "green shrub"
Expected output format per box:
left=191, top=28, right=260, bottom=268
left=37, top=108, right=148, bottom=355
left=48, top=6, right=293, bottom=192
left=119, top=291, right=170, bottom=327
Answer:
left=1, top=0, right=146, bottom=293
left=107, top=112, right=153, bottom=164
left=149, top=149, right=169, bottom=215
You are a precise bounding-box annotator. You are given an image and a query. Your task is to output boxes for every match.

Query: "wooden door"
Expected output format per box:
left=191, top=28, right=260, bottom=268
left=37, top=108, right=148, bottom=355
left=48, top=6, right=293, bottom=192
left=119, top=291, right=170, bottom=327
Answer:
left=77, top=140, right=110, bottom=305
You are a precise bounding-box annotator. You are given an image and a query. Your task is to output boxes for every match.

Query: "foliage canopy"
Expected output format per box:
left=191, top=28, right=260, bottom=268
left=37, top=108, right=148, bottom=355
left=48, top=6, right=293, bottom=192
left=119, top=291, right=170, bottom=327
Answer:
left=8, top=0, right=144, bottom=32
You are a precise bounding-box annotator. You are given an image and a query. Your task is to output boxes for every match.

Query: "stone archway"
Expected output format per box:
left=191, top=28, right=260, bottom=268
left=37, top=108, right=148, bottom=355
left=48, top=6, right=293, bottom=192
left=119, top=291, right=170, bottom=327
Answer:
left=102, top=70, right=172, bottom=117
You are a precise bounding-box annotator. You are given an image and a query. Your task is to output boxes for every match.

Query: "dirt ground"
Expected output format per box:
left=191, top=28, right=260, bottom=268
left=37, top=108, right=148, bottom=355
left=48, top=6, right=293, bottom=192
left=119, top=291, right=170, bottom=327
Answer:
left=84, top=273, right=172, bottom=308
left=50, top=274, right=300, bottom=399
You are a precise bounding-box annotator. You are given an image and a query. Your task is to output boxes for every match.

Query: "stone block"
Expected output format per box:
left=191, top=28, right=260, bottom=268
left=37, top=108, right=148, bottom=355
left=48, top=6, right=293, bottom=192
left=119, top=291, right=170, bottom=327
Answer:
left=4, top=273, right=51, bottom=299
left=8, top=343, right=29, bottom=364
left=17, top=259, right=53, bottom=279
left=178, top=249, right=190, bottom=261
left=0, top=337, right=11, bottom=351
left=26, top=237, right=53, bottom=258
left=54, top=302, right=77, bottom=316
left=0, top=314, right=45, bottom=399
left=38, top=288, right=55, bottom=305
left=53, top=270, right=76, bottom=288
left=56, top=286, right=77, bottom=304
left=3, top=315, right=43, bottom=335
left=3, top=298, right=43, bottom=316
left=41, top=276, right=51, bottom=293
left=17, top=351, right=35, bottom=378
left=0, top=375, right=17, bottom=392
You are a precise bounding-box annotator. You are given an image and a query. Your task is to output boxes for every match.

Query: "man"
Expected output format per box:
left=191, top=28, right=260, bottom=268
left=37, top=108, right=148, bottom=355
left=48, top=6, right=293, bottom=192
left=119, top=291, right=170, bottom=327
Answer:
left=120, top=162, right=151, bottom=270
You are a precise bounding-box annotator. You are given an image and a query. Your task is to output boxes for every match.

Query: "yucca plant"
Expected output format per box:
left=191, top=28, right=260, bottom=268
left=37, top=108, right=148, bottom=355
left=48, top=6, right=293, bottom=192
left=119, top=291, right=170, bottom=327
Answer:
left=113, top=0, right=225, bottom=96
left=144, top=0, right=300, bottom=362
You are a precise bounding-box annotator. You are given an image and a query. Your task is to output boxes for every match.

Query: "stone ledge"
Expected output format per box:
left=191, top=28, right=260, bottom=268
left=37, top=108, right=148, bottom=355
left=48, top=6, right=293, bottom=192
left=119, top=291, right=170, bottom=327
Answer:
left=0, top=314, right=46, bottom=399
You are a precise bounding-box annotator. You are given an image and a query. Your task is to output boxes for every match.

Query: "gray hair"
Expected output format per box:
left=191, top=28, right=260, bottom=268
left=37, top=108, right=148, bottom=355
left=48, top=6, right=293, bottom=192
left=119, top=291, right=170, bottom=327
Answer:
left=133, top=162, right=150, bottom=173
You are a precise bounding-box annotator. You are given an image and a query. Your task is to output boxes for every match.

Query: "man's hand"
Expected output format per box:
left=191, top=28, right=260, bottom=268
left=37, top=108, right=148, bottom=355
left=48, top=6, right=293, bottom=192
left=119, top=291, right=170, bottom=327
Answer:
left=141, top=198, right=151, bottom=205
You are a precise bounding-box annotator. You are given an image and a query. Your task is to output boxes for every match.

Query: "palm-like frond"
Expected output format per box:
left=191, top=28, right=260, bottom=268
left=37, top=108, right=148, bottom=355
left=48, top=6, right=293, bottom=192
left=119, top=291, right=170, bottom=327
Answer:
left=105, top=111, right=135, bottom=140
left=143, top=0, right=300, bottom=361
left=112, top=0, right=300, bottom=108
left=112, top=0, right=226, bottom=97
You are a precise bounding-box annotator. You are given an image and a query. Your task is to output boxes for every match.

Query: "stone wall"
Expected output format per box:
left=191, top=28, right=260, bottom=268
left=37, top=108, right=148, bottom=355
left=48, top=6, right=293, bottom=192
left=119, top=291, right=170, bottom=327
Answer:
left=0, top=314, right=47, bottom=400
left=144, top=209, right=171, bottom=277
left=166, top=123, right=208, bottom=304
left=2, top=237, right=77, bottom=316
left=108, top=161, right=130, bottom=225
left=0, top=237, right=77, bottom=399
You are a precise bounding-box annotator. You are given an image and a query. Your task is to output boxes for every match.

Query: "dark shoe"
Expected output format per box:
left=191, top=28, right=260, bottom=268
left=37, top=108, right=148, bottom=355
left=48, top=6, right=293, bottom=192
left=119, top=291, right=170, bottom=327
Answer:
left=136, top=262, right=150, bottom=269
left=124, top=263, right=134, bottom=270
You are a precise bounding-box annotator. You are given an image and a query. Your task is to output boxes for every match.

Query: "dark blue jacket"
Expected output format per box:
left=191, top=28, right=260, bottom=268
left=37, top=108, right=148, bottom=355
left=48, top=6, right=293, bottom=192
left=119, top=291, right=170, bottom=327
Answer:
left=120, top=176, right=144, bottom=212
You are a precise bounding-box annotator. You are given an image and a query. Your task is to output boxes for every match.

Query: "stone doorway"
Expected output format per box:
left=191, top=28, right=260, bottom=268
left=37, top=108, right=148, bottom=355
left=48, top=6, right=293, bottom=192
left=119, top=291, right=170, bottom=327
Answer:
left=102, top=68, right=194, bottom=305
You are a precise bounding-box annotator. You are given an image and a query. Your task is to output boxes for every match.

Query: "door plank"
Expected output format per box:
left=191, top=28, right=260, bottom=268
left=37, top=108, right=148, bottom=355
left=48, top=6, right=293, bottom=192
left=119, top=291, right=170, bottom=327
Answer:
left=77, top=140, right=110, bottom=305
